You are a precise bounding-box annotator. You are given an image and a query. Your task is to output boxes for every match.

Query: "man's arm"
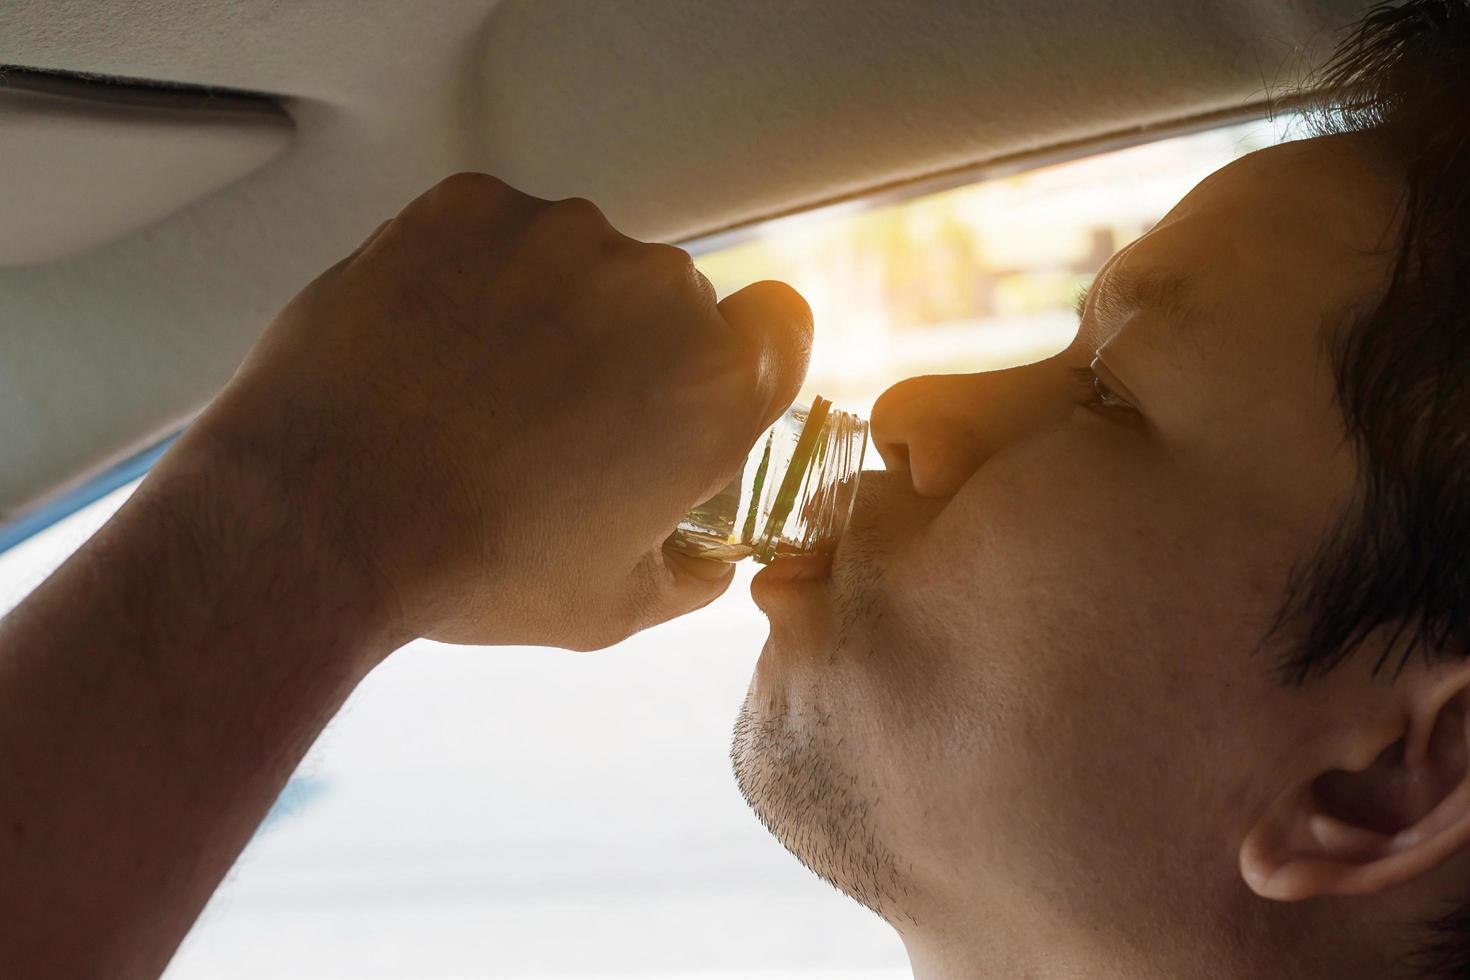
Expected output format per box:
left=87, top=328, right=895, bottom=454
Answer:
left=0, top=174, right=811, bottom=979
left=0, top=439, right=395, bottom=979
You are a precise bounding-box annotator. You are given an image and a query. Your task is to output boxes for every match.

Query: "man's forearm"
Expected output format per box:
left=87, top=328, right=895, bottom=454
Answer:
left=0, top=171, right=798, bottom=978
left=0, top=437, right=398, bottom=979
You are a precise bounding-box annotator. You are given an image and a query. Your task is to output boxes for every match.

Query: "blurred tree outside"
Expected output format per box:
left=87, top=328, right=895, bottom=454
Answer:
left=695, top=117, right=1290, bottom=411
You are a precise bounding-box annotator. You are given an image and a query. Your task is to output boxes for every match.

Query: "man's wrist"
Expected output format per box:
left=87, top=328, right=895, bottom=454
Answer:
left=134, top=418, right=411, bottom=677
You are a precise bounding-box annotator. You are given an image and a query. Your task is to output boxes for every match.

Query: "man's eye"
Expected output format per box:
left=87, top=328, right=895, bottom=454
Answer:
left=1069, top=365, right=1136, bottom=415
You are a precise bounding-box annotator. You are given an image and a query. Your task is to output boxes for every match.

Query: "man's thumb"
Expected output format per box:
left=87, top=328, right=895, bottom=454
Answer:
left=718, top=280, right=814, bottom=433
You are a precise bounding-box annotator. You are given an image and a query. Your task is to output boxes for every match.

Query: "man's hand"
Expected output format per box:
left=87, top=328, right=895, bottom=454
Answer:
left=0, top=173, right=810, bottom=980
left=191, top=173, right=811, bottom=653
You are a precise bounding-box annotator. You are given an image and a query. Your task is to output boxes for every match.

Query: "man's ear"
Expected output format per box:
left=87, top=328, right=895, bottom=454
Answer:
left=1240, top=664, right=1470, bottom=901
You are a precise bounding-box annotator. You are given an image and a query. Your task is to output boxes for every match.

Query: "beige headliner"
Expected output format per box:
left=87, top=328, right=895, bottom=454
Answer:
left=0, top=0, right=1363, bottom=528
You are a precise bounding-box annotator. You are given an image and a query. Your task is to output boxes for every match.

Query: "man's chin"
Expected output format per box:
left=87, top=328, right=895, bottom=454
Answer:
left=730, top=684, right=916, bottom=926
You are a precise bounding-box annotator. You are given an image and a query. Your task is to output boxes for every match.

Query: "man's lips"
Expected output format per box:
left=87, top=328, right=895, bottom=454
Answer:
left=750, top=553, right=833, bottom=610
left=756, top=553, right=834, bottom=582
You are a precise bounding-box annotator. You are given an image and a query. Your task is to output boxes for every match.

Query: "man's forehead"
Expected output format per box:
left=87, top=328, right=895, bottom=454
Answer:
left=1079, top=137, right=1400, bottom=361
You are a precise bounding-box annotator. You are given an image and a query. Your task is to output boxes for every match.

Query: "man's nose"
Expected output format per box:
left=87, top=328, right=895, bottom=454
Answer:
left=870, top=360, right=1069, bottom=499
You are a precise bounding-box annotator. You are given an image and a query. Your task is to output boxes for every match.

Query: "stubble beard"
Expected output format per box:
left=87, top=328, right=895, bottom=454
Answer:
left=729, top=505, right=918, bottom=926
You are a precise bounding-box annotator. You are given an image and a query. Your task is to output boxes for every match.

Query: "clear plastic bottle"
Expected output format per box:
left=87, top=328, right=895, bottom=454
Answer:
left=667, top=396, right=869, bottom=564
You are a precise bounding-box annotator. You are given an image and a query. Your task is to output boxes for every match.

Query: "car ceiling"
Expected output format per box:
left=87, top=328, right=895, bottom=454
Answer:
left=0, top=0, right=1365, bottom=534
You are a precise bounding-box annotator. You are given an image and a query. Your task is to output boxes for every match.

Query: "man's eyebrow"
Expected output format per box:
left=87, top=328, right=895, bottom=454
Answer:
left=1073, top=283, right=1091, bottom=320
left=1075, top=267, right=1202, bottom=340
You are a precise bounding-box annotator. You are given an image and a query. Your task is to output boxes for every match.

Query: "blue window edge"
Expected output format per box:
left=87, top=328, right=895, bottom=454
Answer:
left=0, top=433, right=179, bottom=556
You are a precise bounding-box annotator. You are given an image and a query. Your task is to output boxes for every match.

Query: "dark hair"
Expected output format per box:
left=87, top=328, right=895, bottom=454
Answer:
left=1270, top=0, right=1470, bottom=688
left=1266, top=2, right=1470, bottom=976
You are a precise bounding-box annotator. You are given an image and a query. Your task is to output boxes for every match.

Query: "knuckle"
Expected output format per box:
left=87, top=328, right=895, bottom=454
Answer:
left=524, top=196, right=616, bottom=251
left=429, top=171, right=513, bottom=202
left=405, top=173, right=539, bottom=236
left=634, top=243, right=710, bottom=299
left=547, top=195, right=610, bottom=228
left=641, top=242, right=694, bottom=275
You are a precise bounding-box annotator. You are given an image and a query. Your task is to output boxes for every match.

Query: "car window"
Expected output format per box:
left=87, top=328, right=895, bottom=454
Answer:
left=0, top=116, right=1291, bottom=980
left=695, top=116, right=1293, bottom=414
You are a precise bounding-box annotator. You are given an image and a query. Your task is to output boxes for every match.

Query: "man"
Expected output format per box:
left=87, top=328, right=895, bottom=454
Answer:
left=3, top=0, right=1469, bottom=976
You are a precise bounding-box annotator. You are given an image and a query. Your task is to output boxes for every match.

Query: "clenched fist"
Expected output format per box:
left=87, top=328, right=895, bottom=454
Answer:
left=175, top=173, right=812, bottom=653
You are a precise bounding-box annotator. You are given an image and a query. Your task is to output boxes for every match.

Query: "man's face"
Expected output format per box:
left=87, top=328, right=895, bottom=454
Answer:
left=732, top=136, right=1405, bottom=968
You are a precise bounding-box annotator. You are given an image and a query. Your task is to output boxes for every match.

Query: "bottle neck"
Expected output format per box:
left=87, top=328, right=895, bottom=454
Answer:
left=754, top=398, right=868, bottom=564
